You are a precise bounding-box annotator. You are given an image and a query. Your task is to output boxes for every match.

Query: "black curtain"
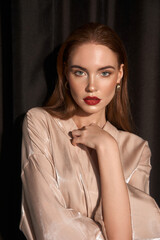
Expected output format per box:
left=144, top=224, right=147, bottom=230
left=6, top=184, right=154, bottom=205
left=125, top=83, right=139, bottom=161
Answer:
left=1, top=0, right=160, bottom=239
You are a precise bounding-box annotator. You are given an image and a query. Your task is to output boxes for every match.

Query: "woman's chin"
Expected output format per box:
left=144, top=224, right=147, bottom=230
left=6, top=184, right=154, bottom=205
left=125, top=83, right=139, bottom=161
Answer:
left=75, top=106, right=104, bottom=117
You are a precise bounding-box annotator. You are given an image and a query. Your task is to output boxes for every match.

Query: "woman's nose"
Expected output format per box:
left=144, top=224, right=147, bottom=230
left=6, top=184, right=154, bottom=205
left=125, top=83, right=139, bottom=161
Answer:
left=85, top=75, right=97, bottom=92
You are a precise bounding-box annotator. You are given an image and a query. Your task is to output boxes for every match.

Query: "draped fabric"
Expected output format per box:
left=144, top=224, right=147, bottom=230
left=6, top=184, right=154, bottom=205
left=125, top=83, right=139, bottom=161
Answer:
left=20, top=107, right=160, bottom=240
left=1, top=0, right=160, bottom=239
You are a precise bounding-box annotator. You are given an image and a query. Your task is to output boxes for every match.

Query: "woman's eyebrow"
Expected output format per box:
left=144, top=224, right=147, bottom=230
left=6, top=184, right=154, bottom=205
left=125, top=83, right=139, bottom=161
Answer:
left=70, top=65, right=87, bottom=71
left=70, top=65, right=115, bottom=71
left=98, top=66, right=115, bottom=70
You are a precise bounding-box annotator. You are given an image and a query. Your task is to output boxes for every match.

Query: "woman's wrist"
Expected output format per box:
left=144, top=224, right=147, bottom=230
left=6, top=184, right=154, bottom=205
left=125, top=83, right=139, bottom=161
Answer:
left=95, top=133, right=118, bottom=154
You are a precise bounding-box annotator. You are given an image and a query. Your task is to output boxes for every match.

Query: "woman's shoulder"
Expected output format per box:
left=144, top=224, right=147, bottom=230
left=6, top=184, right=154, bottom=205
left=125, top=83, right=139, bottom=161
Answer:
left=106, top=121, right=150, bottom=154
left=106, top=121, right=151, bottom=179
left=23, top=107, right=60, bottom=133
left=25, top=107, right=57, bottom=122
left=118, top=127, right=148, bottom=146
left=26, top=107, right=49, bottom=118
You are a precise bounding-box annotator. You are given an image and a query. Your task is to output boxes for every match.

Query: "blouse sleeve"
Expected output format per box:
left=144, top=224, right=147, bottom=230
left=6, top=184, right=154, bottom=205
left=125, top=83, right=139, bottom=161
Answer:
left=128, top=142, right=151, bottom=194
left=127, top=142, right=160, bottom=238
left=19, top=109, right=105, bottom=240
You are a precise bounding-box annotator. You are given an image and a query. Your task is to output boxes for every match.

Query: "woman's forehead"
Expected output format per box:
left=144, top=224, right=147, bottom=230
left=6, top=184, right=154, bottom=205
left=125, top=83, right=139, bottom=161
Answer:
left=68, top=43, right=119, bottom=68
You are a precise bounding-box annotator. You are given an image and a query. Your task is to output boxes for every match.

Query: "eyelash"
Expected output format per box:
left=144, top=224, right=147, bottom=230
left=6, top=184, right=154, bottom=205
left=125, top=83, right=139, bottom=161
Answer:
left=73, top=70, right=111, bottom=77
left=101, top=71, right=111, bottom=77
left=74, top=70, right=85, bottom=76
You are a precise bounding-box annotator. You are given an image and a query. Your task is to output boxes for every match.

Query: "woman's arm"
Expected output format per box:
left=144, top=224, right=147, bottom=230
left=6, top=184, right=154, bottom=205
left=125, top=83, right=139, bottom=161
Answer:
left=96, top=139, right=132, bottom=240
left=72, top=124, right=132, bottom=240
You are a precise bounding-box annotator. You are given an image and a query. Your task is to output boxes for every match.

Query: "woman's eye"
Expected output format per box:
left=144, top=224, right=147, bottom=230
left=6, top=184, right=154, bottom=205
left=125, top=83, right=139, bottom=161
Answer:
left=101, top=71, right=110, bottom=77
left=74, top=70, right=85, bottom=76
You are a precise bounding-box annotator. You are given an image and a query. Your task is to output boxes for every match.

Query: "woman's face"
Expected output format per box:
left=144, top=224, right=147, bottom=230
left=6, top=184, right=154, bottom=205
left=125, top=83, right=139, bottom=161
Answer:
left=66, top=43, right=123, bottom=117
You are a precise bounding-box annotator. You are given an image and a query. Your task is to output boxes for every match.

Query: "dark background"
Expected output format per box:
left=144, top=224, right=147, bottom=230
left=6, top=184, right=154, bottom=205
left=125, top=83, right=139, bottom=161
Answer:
left=0, top=0, right=160, bottom=239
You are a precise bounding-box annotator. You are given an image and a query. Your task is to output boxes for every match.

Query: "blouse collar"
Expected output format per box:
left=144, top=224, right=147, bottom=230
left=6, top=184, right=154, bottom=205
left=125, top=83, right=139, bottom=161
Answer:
left=53, top=117, right=119, bottom=141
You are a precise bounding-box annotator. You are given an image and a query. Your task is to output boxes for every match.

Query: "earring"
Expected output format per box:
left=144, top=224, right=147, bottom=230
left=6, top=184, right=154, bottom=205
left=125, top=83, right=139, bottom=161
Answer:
left=65, top=81, right=69, bottom=90
left=116, top=83, right=121, bottom=90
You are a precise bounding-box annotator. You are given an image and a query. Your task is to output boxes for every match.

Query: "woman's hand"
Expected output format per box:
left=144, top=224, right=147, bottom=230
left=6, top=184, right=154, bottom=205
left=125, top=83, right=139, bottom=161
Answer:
left=71, top=123, right=116, bottom=150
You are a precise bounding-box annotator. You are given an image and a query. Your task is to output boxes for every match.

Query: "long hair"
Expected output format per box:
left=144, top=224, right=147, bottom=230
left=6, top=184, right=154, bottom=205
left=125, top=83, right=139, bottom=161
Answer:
left=45, top=23, right=133, bottom=132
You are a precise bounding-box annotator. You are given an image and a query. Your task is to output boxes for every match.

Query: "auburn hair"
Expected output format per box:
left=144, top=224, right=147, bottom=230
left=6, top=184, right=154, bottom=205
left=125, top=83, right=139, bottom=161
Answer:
left=44, top=23, right=133, bottom=132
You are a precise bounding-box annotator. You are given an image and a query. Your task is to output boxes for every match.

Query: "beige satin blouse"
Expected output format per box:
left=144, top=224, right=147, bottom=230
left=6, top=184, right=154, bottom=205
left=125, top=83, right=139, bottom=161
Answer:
left=20, top=107, right=160, bottom=240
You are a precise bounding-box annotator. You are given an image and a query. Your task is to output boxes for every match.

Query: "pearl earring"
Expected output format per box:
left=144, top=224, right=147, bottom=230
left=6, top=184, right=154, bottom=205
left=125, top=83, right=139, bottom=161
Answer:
left=116, top=83, right=121, bottom=90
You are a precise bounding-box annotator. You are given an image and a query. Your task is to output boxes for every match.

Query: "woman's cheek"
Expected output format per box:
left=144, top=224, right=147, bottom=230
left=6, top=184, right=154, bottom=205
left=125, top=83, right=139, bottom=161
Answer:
left=69, top=79, right=84, bottom=96
left=70, top=84, right=83, bottom=101
left=101, top=78, right=117, bottom=97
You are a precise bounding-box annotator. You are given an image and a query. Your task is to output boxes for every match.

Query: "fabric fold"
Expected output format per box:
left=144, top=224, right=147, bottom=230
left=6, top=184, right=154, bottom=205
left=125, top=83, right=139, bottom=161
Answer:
left=20, top=107, right=160, bottom=239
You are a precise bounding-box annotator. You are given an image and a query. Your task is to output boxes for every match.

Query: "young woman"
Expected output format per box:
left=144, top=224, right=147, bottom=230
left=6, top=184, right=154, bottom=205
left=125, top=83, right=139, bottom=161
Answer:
left=20, top=23, right=160, bottom=240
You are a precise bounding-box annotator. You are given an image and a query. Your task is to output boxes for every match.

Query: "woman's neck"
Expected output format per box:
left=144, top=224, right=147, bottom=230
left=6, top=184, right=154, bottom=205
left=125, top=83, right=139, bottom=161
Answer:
left=72, top=111, right=106, bottom=129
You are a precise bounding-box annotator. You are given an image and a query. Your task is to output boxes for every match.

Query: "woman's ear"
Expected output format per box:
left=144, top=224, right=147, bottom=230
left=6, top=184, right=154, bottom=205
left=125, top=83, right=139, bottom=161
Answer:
left=117, top=64, right=124, bottom=84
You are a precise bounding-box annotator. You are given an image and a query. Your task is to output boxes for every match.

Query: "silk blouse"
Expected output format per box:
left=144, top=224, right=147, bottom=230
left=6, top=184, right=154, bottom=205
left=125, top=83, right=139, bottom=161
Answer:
left=20, top=107, right=160, bottom=240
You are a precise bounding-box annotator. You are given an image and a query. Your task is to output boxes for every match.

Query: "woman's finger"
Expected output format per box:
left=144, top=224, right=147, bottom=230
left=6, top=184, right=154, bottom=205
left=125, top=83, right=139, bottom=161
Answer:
left=71, top=130, right=82, bottom=137
left=71, top=127, right=87, bottom=137
left=71, top=137, right=77, bottom=146
left=71, top=136, right=83, bottom=146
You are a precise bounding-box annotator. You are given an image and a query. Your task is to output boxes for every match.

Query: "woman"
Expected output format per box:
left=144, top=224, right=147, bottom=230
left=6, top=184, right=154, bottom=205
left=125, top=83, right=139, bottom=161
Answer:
left=20, top=23, right=160, bottom=239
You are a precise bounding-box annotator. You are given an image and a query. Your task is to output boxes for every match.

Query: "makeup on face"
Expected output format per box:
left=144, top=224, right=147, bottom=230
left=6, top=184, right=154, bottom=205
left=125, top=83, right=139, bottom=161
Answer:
left=69, top=65, right=116, bottom=78
left=83, top=96, right=101, bottom=105
left=66, top=43, right=123, bottom=116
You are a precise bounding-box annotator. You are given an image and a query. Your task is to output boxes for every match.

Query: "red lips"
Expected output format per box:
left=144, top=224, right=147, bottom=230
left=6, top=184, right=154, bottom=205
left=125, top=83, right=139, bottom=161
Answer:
left=83, top=96, right=101, bottom=105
